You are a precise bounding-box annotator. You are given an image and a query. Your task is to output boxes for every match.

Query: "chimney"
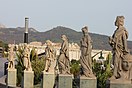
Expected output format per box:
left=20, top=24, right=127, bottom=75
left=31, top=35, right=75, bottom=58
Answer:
left=24, top=17, right=29, bottom=43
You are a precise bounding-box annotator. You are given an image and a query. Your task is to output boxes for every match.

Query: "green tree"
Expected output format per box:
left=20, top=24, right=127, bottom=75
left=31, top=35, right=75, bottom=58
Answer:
left=15, top=45, right=25, bottom=86
left=70, top=60, right=80, bottom=88
left=93, top=53, right=112, bottom=88
left=0, top=41, right=9, bottom=57
left=15, top=46, right=45, bottom=86
left=70, top=60, right=80, bottom=77
left=30, top=48, right=45, bottom=85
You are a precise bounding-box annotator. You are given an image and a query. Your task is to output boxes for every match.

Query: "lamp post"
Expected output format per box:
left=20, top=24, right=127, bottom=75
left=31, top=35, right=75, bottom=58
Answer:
left=24, top=17, right=29, bottom=43
left=98, top=51, right=105, bottom=70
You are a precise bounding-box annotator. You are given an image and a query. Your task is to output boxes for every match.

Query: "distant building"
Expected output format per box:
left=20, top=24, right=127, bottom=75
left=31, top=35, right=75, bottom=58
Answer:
left=29, top=41, right=42, bottom=46
left=91, top=50, right=111, bottom=61
left=15, top=42, right=111, bottom=61
left=0, top=24, right=6, bottom=28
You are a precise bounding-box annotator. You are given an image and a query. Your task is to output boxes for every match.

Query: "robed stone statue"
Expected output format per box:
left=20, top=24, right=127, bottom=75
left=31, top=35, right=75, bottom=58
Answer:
left=109, top=16, right=132, bottom=80
left=58, top=35, right=70, bottom=74
left=24, top=44, right=32, bottom=71
left=44, top=40, right=55, bottom=72
left=80, top=26, right=95, bottom=78
left=8, top=44, right=15, bottom=69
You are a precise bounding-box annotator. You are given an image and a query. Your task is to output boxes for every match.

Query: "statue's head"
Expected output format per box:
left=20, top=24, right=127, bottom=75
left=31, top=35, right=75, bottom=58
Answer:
left=82, top=26, right=88, bottom=35
left=115, top=16, right=125, bottom=27
left=61, top=35, right=68, bottom=41
left=46, top=40, right=52, bottom=46
left=8, top=44, right=14, bottom=51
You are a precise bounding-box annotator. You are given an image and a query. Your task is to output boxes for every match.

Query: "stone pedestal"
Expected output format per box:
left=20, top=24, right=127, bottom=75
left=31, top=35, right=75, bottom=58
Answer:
left=22, top=71, right=34, bottom=88
left=80, top=77, right=97, bottom=88
left=108, top=79, right=132, bottom=88
left=58, top=74, right=73, bottom=88
left=7, top=69, right=17, bottom=87
left=41, top=71, right=55, bottom=88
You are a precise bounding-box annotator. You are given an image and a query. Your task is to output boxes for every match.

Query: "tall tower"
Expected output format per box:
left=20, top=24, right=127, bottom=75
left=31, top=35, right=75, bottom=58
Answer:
left=24, top=17, right=29, bottom=43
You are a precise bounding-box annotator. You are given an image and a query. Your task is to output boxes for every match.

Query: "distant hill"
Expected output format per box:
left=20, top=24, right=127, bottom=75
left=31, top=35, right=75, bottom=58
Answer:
left=0, top=26, right=132, bottom=52
left=0, top=27, right=38, bottom=43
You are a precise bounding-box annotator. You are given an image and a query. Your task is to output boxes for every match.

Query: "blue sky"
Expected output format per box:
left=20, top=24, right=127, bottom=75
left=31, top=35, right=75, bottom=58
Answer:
left=0, top=0, right=132, bottom=40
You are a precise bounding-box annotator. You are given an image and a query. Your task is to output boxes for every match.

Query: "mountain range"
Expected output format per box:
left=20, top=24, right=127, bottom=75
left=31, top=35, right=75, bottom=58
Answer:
left=0, top=26, right=132, bottom=52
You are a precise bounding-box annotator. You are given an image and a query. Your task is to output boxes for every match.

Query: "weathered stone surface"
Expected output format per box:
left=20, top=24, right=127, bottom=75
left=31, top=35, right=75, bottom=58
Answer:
left=44, top=40, right=56, bottom=73
left=7, top=69, right=16, bottom=87
left=110, top=84, right=132, bottom=88
left=8, top=44, right=15, bottom=69
left=107, top=79, right=132, bottom=88
left=80, top=26, right=95, bottom=78
left=22, top=71, right=34, bottom=88
left=24, top=44, right=32, bottom=71
left=80, top=76, right=97, bottom=88
left=58, top=74, right=73, bottom=88
left=58, top=35, right=70, bottom=74
left=41, top=71, right=55, bottom=88
left=109, top=16, right=132, bottom=80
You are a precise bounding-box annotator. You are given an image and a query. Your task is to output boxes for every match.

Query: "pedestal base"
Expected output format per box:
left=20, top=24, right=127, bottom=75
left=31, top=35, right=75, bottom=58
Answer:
left=41, top=71, right=55, bottom=88
left=22, top=71, right=34, bottom=88
left=7, top=69, right=16, bottom=87
left=80, top=76, right=97, bottom=88
left=108, top=79, right=132, bottom=88
left=58, top=74, right=73, bottom=88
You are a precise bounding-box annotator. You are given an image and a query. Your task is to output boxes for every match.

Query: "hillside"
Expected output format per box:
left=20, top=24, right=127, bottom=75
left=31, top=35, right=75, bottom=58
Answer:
left=0, top=27, right=38, bottom=43
left=0, top=26, right=132, bottom=52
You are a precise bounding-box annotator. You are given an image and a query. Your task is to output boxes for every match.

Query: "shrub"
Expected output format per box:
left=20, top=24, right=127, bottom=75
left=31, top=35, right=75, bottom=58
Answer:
left=93, top=53, right=112, bottom=88
left=30, top=48, right=45, bottom=85
left=16, top=46, right=45, bottom=86
left=70, top=60, right=80, bottom=77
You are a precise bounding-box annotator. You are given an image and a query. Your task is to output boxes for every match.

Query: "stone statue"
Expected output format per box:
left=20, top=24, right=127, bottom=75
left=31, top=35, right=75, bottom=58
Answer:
left=8, top=44, right=15, bottom=69
left=44, top=40, right=55, bottom=72
left=24, top=44, right=32, bottom=71
left=58, top=35, right=70, bottom=74
left=109, top=16, right=132, bottom=80
left=80, top=26, right=95, bottom=77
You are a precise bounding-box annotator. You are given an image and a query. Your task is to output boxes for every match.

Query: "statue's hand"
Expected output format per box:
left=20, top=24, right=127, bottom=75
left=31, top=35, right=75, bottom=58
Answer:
left=123, top=49, right=129, bottom=55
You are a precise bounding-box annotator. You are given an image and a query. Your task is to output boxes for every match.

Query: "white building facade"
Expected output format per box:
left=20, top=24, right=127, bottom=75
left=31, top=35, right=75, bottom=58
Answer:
left=16, top=42, right=111, bottom=61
